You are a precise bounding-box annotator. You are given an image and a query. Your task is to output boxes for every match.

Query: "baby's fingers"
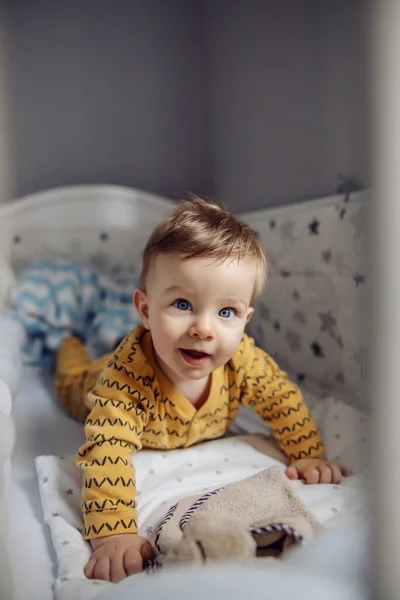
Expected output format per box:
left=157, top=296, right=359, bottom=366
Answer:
left=285, top=466, right=299, bottom=480
left=92, top=556, right=111, bottom=582
left=318, top=464, right=334, bottom=484
left=110, top=552, right=128, bottom=583
left=141, top=540, right=156, bottom=562
left=123, top=548, right=144, bottom=577
left=304, top=467, right=320, bottom=485
left=328, top=462, right=343, bottom=484
left=84, top=557, right=96, bottom=579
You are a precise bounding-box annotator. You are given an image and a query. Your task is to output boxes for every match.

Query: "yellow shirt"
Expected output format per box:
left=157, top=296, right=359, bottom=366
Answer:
left=77, top=326, right=324, bottom=539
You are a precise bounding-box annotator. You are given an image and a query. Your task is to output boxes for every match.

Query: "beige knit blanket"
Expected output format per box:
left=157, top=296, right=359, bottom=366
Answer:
left=147, top=463, right=323, bottom=569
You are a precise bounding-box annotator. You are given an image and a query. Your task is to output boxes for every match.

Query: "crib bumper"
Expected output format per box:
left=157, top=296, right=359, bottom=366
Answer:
left=0, top=313, right=26, bottom=398
left=0, top=315, right=21, bottom=600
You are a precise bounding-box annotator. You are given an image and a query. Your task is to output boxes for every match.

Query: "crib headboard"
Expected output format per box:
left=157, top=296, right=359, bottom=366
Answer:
left=0, top=185, right=173, bottom=276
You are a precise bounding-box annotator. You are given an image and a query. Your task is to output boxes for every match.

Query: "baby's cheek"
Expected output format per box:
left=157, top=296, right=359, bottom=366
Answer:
left=156, top=315, right=186, bottom=343
left=220, top=328, right=243, bottom=357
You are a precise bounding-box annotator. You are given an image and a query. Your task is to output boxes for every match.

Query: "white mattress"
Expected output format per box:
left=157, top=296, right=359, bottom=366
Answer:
left=7, top=370, right=85, bottom=600
left=6, top=369, right=369, bottom=600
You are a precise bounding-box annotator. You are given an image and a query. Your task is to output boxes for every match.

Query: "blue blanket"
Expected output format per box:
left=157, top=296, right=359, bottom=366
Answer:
left=10, top=260, right=141, bottom=366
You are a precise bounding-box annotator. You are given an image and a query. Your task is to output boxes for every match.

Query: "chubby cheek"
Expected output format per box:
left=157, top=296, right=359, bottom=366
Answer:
left=149, top=313, right=183, bottom=345
left=218, top=325, right=245, bottom=358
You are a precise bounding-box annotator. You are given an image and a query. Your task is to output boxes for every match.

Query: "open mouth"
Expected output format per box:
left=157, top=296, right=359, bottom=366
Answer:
left=179, top=349, right=211, bottom=366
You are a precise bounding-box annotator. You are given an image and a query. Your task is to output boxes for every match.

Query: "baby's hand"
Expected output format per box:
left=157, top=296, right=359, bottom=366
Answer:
left=285, top=458, right=352, bottom=485
left=84, top=533, right=156, bottom=583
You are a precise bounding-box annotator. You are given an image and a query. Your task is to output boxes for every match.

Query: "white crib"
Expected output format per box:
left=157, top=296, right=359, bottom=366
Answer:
left=0, top=185, right=370, bottom=600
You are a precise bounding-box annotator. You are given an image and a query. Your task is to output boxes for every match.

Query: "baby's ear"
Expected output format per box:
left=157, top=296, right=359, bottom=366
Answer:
left=133, top=289, right=150, bottom=328
left=246, top=307, right=254, bottom=323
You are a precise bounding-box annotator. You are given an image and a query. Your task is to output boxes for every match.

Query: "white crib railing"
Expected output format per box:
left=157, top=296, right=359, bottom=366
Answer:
left=0, top=315, right=26, bottom=600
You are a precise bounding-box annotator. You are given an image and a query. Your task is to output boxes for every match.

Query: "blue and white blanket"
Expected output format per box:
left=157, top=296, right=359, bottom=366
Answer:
left=9, top=260, right=141, bottom=366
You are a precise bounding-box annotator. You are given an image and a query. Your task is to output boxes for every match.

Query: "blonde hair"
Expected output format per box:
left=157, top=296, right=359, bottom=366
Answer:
left=140, top=197, right=269, bottom=299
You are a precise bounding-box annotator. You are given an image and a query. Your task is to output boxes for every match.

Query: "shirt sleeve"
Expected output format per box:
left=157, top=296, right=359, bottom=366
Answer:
left=233, top=334, right=325, bottom=462
left=76, top=354, right=154, bottom=540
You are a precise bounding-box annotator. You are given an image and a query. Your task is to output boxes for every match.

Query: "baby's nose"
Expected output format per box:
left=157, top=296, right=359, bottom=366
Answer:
left=189, top=317, right=214, bottom=340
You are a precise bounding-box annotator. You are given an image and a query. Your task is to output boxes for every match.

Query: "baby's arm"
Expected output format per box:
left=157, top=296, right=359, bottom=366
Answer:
left=76, top=353, right=155, bottom=580
left=237, top=335, right=351, bottom=483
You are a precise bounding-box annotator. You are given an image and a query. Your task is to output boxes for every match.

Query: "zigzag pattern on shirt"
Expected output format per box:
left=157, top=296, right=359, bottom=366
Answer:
left=198, top=416, right=230, bottom=435
left=257, top=391, right=299, bottom=416
left=260, top=372, right=284, bottom=389
left=226, top=401, right=240, bottom=421
left=148, top=412, right=191, bottom=426
left=244, top=375, right=294, bottom=397
left=92, top=397, right=150, bottom=416
left=235, top=391, right=248, bottom=405
left=244, top=353, right=285, bottom=386
left=142, top=427, right=188, bottom=440
left=106, top=330, right=147, bottom=376
left=80, top=456, right=130, bottom=467
left=263, top=390, right=298, bottom=405
left=197, top=401, right=234, bottom=420
left=135, top=372, right=156, bottom=387
left=82, top=497, right=136, bottom=511
left=100, top=376, right=152, bottom=404
left=84, top=518, right=137, bottom=537
left=85, top=417, right=143, bottom=434
left=107, top=360, right=156, bottom=389
left=248, top=393, right=298, bottom=418
left=140, top=440, right=182, bottom=450
left=273, top=416, right=313, bottom=436
left=84, top=476, right=135, bottom=488
left=249, top=356, right=261, bottom=373
left=245, top=364, right=278, bottom=386
left=92, top=435, right=135, bottom=447
left=282, top=429, right=320, bottom=446
left=124, top=331, right=148, bottom=365
left=290, top=442, right=324, bottom=460
left=98, top=382, right=155, bottom=414
left=106, top=347, right=128, bottom=371
left=249, top=398, right=280, bottom=413
left=262, top=401, right=305, bottom=422
left=159, top=396, right=177, bottom=408
left=219, top=381, right=238, bottom=394
left=226, top=362, right=245, bottom=375
left=114, top=336, right=140, bottom=365
left=77, top=437, right=134, bottom=458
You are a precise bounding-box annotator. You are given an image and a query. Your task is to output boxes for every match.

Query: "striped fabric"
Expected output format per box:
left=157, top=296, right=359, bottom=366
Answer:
left=9, top=260, right=140, bottom=366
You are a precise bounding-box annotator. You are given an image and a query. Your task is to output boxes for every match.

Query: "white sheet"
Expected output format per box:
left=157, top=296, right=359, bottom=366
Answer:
left=35, top=398, right=369, bottom=600
left=7, top=370, right=85, bottom=600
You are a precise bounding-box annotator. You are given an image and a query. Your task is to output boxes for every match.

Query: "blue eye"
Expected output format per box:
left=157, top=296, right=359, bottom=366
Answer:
left=219, top=307, right=235, bottom=319
left=174, top=298, right=192, bottom=311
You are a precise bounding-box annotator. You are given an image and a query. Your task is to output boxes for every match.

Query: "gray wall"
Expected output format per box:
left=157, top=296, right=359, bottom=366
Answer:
left=317, top=0, right=369, bottom=190
left=0, top=8, right=13, bottom=203
left=206, top=0, right=326, bottom=211
left=5, top=0, right=212, bottom=200
left=206, top=0, right=369, bottom=211
left=4, top=0, right=368, bottom=210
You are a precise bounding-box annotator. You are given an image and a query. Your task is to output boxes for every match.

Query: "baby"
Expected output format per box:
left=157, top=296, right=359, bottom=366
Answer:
left=74, top=199, right=350, bottom=583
